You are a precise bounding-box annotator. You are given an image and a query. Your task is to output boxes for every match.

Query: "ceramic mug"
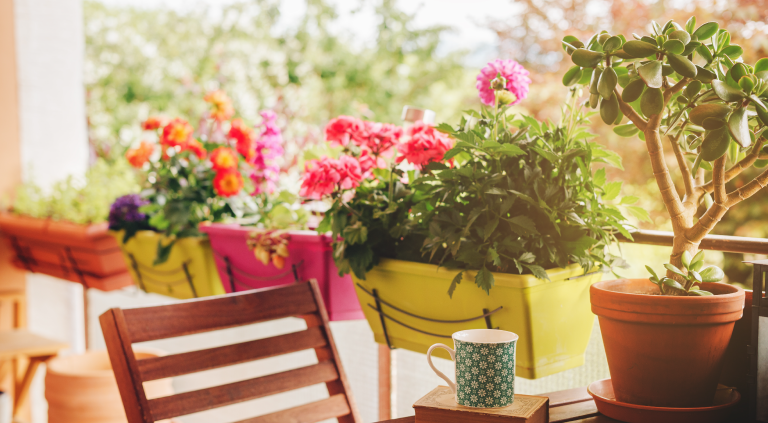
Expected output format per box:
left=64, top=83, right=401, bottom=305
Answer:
left=427, top=329, right=518, bottom=408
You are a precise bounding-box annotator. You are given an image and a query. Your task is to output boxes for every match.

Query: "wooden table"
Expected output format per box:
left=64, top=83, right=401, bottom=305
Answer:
left=374, top=386, right=621, bottom=422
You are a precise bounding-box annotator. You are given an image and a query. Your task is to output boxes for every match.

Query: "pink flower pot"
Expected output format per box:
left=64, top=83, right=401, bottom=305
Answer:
left=198, top=223, right=363, bottom=321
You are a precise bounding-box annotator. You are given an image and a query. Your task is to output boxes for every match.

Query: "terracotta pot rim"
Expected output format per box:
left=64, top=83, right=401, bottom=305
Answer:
left=591, top=279, right=744, bottom=324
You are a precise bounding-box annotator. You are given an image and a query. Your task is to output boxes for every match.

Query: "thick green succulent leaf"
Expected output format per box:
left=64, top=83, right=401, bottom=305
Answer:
left=572, top=48, right=604, bottom=68
left=598, top=67, right=618, bottom=99
left=639, top=60, right=663, bottom=88
left=721, top=45, right=743, bottom=59
left=740, top=77, right=756, bottom=94
left=757, top=101, right=768, bottom=126
left=603, top=36, right=622, bottom=52
left=622, top=79, right=646, bottom=103
left=730, top=63, right=748, bottom=82
left=613, top=123, right=639, bottom=137
left=692, top=22, right=719, bottom=40
left=640, top=88, right=663, bottom=116
left=727, top=107, right=751, bottom=148
left=700, top=266, right=725, bottom=282
left=701, top=126, right=732, bottom=161
left=689, top=104, right=731, bottom=126
left=667, top=54, right=697, bottom=78
left=662, top=278, right=684, bottom=290
left=663, top=39, right=685, bottom=55
left=623, top=40, right=658, bottom=58
left=613, top=50, right=634, bottom=60
left=600, top=93, right=620, bottom=125
left=668, top=30, right=691, bottom=45
left=562, top=35, right=584, bottom=53
left=684, top=80, right=703, bottom=98
left=685, top=17, right=696, bottom=34
left=590, top=68, right=602, bottom=94
left=664, top=263, right=686, bottom=278
left=756, top=58, right=768, bottom=73
left=562, top=66, right=583, bottom=86
left=696, top=45, right=714, bottom=63
left=681, top=251, right=692, bottom=268
left=702, top=117, right=727, bottom=130
left=694, top=66, right=716, bottom=82
left=712, top=80, right=745, bottom=102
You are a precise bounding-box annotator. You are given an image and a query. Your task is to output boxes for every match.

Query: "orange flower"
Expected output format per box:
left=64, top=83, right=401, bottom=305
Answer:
left=125, top=141, right=155, bottom=168
left=161, top=118, right=193, bottom=147
left=210, top=147, right=238, bottom=171
left=213, top=170, right=243, bottom=197
left=184, top=139, right=207, bottom=160
left=141, top=116, right=167, bottom=131
left=204, top=90, right=234, bottom=122
left=229, top=119, right=256, bottom=162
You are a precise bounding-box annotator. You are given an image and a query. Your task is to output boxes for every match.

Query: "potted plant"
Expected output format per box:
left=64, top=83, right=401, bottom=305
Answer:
left=561, top=17, right=760, bottom=407
left=110, top=91, right=286, bottom=299
left=304, top=62, right=633, bottom=378
left=0, top=160, right=138, bottom=291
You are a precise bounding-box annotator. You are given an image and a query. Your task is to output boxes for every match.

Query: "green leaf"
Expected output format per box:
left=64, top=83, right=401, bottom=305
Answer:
left=448, top=271, right=464, bottom=298
left=702, top=117, right=727, bottom=130
left=639, top=60, right=664, bottom=89
left=603, top=36, right=623, bottom=51
left=667, top=54, right=697, bottom=78
left=626, top=205, right=652, bottom=222
left=668, top=30, right=691, bottom=45
left=692, top=250, right=705, bottom=265
left=498, top=144, right=525, bottom=157
left=662, top=278, right=684, bottom=290
left=721, top=45, right=743, bottom=59
left=522, top=263, right=551, bottom=281
left=663, top=39, right=685, bottom=55
left=755, top=58, right=768, bottom=73
left=728, top=107, right=751, bottom=148
left=690, top=270, right=703, bottom=282
left=600, top=93, right=620, bottom=125
left=594, top=168, right=607, bottom=187
left=475, top=266, right=495, bottom=294
left=621, top=79, right=646, bottom=103
left=153, top=239, right=175, bottom=266
left=689, top=104, right=732, bottom=126
left=506, top=215, right=539, bottom=236
left=343, top=221, right=368, bottom=245
left=692, top=22, right=719, bottom=40
left=620, top=195, right=639, bottom=204
left=700, top=266, right=725, bottom=282
left=640, top=88, right=664, bottom=117
left=701, top=126, right=732, bottom=161
left=483, top=217, right=499, bottom=241
left=623, top=40, right=658, bottom=58
left=603, top=181, right=622, bottom=200
left=694, top=66, right=716, bottom=83
left=598, top=67, right=618, bottom=99
left=682, top=251, right=692, bottom=268
left=531, top=146, right=559, bottom=163
left=664, top=263, right=686, bottom=278
left=712, top=80, right=745, bottom=102
left=689, top=290, right=714, bottom=296
left=434, top=123, right=455, bottom=134
left=562, top=236, right=598, bottom=255
left=684, top=81, right=703, bottom=98
left=645, top=265, right=658, bottom=279
left=613, top=123, right=639, bottom=137
left=685, top=16, right=696, bottom=34
left=571, top=48, right=604, bottom=68
left=563, top=66, right=583, bottom=86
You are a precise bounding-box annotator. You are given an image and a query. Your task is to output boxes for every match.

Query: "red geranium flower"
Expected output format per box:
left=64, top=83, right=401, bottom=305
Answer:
left=210, top=147, right=239, bottom=171
left=359, top=121, right=403, bottom=156
left=396, top=121, right=453, bottom=169
left=125, top=141, right=155, bottom=168
left=184, top=139, right=207, bottom=160
left=299, top=155, right=363, bottom=200
left=141, top=116, right=167, bottom=131
left=229, top=118, right=256, bottom=163
left=213, top=170, right=244, bottom=197
left=161, top=118, right=193, bottom=147
left=325, top=116, right=364, bottom=147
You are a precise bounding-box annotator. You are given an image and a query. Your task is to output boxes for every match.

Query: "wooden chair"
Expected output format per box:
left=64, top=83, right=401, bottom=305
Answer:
left=99, top=280, right=361, bottom=423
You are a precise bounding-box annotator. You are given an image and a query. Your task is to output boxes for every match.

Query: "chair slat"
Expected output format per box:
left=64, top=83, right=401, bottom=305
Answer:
left=123, top=283, right=318, bottom=342
left=138, top=326, right=327, bottom=381
left=234, top=394, right=351, bottom=423
left=148, top=360, right=339, bottom=420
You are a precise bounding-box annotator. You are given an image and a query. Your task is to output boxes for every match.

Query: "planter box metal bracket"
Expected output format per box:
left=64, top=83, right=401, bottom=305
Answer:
left=127, top=253, right=198, bottom=298
left=217, top=253, right=304, bottom=293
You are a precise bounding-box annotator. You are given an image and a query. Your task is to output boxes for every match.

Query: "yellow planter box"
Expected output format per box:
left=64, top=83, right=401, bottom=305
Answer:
left=113, top=230, right=224, bottom=299
left=353, top=258, right=602, bottom=379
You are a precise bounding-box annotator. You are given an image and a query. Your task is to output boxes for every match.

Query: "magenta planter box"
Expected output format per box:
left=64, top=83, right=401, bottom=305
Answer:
left=199, top=223, right=364, bottom=321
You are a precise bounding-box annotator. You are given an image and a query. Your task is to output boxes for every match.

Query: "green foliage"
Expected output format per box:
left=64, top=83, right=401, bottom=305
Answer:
left=11, top=159, right=139, bottom=224
left=646, top=250, right=723, bottom=296
left=562, top=19, right=768, bottom=168
left=419, top=99, right=632, bottom=295
left=84, top=0, right=473, bottom=161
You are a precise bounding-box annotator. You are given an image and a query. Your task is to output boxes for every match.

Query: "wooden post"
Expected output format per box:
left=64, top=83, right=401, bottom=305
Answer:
left=378, top=344, right=391, bottom=420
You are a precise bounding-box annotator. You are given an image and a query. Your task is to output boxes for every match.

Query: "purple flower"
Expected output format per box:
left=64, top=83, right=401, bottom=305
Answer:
left=108, top=194, right=149, bottom=229
left=476, top=59, right=531, bottom=106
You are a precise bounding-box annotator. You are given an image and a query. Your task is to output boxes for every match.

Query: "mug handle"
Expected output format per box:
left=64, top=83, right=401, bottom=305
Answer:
left=427, top=343, right=456, bottom=393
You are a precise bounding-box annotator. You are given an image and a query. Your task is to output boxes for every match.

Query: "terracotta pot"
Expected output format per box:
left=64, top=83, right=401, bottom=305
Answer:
left=45, top=350, right=173, bottom=423
left=0, top=214, right=132, bottom=291
left=591, top=279, right=744, bottom=408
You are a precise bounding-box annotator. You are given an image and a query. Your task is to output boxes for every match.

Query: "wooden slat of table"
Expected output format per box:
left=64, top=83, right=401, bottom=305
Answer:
left=543, top=386, right=592, bottom=407
left=549, top=399, right=600, bottom=422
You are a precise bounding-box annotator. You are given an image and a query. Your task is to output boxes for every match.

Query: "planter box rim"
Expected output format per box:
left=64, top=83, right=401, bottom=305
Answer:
left=371, top=258, right=593, bottom=289
left=0, top=213, right=110, bottom=240
left=198, top=222, right=330, bottom=243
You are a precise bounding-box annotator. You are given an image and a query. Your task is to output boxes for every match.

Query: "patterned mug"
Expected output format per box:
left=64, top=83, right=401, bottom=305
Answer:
left=427, top=329, right=518, bottom=408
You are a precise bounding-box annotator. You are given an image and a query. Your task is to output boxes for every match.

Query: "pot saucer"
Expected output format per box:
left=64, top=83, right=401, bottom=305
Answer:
left=587, top=379, right=740, bottom=423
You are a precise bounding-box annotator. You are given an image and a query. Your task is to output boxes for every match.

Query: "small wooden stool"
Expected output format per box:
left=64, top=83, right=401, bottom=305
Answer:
left=0, top=329, right=68, bottom=422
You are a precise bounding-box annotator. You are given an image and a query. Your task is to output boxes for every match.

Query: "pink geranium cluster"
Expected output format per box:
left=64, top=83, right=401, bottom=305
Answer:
left=396, top=121, right=453, bottom=170
left=300, top=156, right=363, bottom=200
left=476, top=59, right=531, bottom=106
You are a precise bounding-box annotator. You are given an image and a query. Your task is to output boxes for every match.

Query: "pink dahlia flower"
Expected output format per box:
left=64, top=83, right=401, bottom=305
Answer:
left=476, top=59, right=531, bottom=106
left=325, top=116, right=364, bottom=147
left=300, top=155, right=363, bottom=200
left=396, top=121, right=453, bottom=169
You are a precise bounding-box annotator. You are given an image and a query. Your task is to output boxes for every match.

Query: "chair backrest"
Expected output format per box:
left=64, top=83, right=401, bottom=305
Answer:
left=99, top=280, right=361, bottom=423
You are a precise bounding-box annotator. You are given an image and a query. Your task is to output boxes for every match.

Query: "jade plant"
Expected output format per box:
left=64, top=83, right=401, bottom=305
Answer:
left=562, top=18, right=768, bottom=295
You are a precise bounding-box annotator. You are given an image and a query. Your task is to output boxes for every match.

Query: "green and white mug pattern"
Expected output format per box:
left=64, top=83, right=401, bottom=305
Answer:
left=427, top=329, right=519, bottom=408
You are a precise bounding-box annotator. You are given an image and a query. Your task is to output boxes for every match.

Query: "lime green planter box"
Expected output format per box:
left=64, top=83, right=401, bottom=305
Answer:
left=353, top=258, right=602, bottom=379
left=113, top=230, right=225, bottom=299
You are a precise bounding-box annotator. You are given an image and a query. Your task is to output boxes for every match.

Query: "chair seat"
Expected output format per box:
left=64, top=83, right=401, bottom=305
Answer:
left=0, top=329, right=68, bottom=360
